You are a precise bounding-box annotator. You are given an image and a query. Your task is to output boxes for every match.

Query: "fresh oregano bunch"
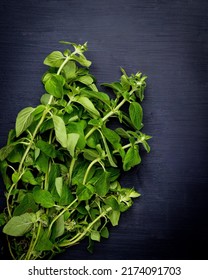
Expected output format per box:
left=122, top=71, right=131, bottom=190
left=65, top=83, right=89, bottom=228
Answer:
left=0, top=41, right=151, bottom=260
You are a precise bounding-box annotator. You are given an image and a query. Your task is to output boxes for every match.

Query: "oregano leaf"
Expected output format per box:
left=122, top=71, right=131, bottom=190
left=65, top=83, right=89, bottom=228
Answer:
left=15, top=107, right=35, bottom=137
left=33, top=187, right=55, bottom=208
left=52, top=115, right=67, bottom=148
left=43, top=51, right=65, bottom=67
left=45, top=74, right=65, bottom=98
left=73, top=96, right=100, bottom=118
left=129, top=102, right=143, bottom=130
left=3, top=213, right=36, bottom=237
left=67, top=133, right=80, bottom=157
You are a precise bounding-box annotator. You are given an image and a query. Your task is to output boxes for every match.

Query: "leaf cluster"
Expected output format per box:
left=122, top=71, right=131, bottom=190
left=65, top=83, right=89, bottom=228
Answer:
left=0, top=42, right=151, bottom=260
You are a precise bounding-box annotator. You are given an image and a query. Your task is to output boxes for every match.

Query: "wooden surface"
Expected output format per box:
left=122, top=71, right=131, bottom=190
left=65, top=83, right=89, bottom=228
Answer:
left=0, top=0, right=208, bottom=260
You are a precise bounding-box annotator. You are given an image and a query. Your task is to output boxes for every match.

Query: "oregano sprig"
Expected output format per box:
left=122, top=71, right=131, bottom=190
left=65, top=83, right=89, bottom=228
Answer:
left=0, top=41, right=151, bottom=260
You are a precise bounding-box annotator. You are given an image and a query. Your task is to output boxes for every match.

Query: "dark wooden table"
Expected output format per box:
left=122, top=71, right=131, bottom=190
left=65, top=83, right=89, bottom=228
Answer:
left=0, top=0, right=208, bottom=260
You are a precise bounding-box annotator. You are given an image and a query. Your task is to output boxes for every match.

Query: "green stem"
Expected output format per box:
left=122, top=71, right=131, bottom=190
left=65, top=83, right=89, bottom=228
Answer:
left=44, top=130, right=53, bottom=190
left=113, top=138, right=143, bottom=154
left=85, top=90, right=135, bottom=140
left=59, top=207, right=112, bottom=247
left=57, top=56, right=71, bottom=75
left=18, top=109, right=49, bottom=172
left=25, top=222, right=42, bottom=260
left=82, top=158, right=100, bottom=185
left=7, top=236, right=16, bottom=260
left=25, top=225, right=36, bottom=260
left=47, top=198, right=78, bottom=238
left=68, top=157, right=76, bottom=184
left=7, top=170, right=24, bottom=217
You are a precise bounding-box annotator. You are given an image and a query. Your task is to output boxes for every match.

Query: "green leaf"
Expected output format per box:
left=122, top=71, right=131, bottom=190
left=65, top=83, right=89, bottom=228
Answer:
left=33, top=105, right=46, bottom=120
left=35, top=152, right=49, bottom=173
left=83, top=149, right=100, bottom=161
left=7, top=129, right=16, bottom=145
left=0, top=160, right=11, bottom=189
left=99, top=130, right=117, bottom=167
left=87, top=238, right=94, bottom=253
left=52, top=214, right=65, bottom=240
left=108, top=210, right=120, bottom=226
left=0, top=144, right=15, bottom=161
left=120, top=74, right=130, bottom=91
left=76, top=184, right=94, bottom=201
left=48, top=164, right=61, bottom=200
left=72, top=161, right=95, bottom=185
left=124, top=188, right=141, bottom=198
left=35, top=229, right=53, bottom=251
left=52, top=115, right=67, bottom=148
left=123, top=145, right=141, bottom=171
left=15, top=107, right=35, bottom=137
left=13, top=193, right=38, bottom=216
left=104, top=196, right=120, bottom=211
left=65, top=104, right=73, bottom=114
left=86, top=130, right=100, bottom=148
left=102, top=82, right=123, bottom=93
left=142, top=140, right=151, bottom=153
left=33, top=187, right=55, bottom=208
left=43, top=51, right=65, bottom=67
left=22, top=170, right=38, bottom=185
left=73, top=96, right=100, bottom=118
left=40, top=119, right=54, bottom=133
left=100, top=227, right=109, bottom=239
left=70, top=53, right=91, bottom=67
left=55, top=177, right=63, bottom=197
left=129, top=102, right=143, bottom=130
left=40, top=93, right=51, bottom=105
left=45, top=74, right=65, bottom=98
left=12, top=171, right=19, bottom=184
left=3, top=213, right=36, bottom=236
left=62, top=61, right=77, bottom=80
left=107, top=167, right=120, bottom=182
left=0, top=213, right=6, bottom=226
left=88, top=119, right=103, bottom=127
left=59, top=183, right=74, bottom=206
left=115, top=127, right=130, bottom=139
left=90, top=230, right=100, bottom=242
left=66, top=121, right=86, bottom=150
left=94, top=171, right=110, bottom=197
left=42, top=72, right=54, bottom=84
left=67, top=133, right=80, bottom=157
left=81, top=88, right=111, bottom=106
left=36, top=139, right=57, bottom=158
left=7, top=145, right=24, bottom=163
left=77, top=75, right=94, bottom=86
left=102, top=126, right=121, bottom=149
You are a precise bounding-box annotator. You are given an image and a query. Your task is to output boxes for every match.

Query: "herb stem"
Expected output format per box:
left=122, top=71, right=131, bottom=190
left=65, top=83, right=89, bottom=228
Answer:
left=68, top=157, right=76, bottom=184
left=85, top=89, right=135, bottom=140
left=18, top=109, right=49, bottom=172
left=6, top=183, right=16, bottom=217
left=25, top=225, right=36, bottom=260
left=25, top=222, right=42, bottom=260
left=57, top=56, right=71, bottom=75
left=47, top=198, right=78, bottom=238
left=7, top=236, right=16, bottom=260
left=83, top=158, right=100, bottom=185
left=7, top=170, right=24, bottom=217
left=113, top=138, right=143, bottom=154
left=59, top=207, right=112, bottom=247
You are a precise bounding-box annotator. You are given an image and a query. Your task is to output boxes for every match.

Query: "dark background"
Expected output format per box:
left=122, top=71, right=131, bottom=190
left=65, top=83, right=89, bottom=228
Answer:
left=0, top=0, right=208, bottom=260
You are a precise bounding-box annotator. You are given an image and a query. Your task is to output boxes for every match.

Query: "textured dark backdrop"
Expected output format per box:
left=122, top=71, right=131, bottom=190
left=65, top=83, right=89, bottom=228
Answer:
left=0, top=0, right=208, bottom=260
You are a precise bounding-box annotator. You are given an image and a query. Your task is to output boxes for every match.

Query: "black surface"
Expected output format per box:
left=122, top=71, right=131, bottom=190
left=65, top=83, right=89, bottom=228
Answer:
left=0, top=0, right=208, bottom=260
